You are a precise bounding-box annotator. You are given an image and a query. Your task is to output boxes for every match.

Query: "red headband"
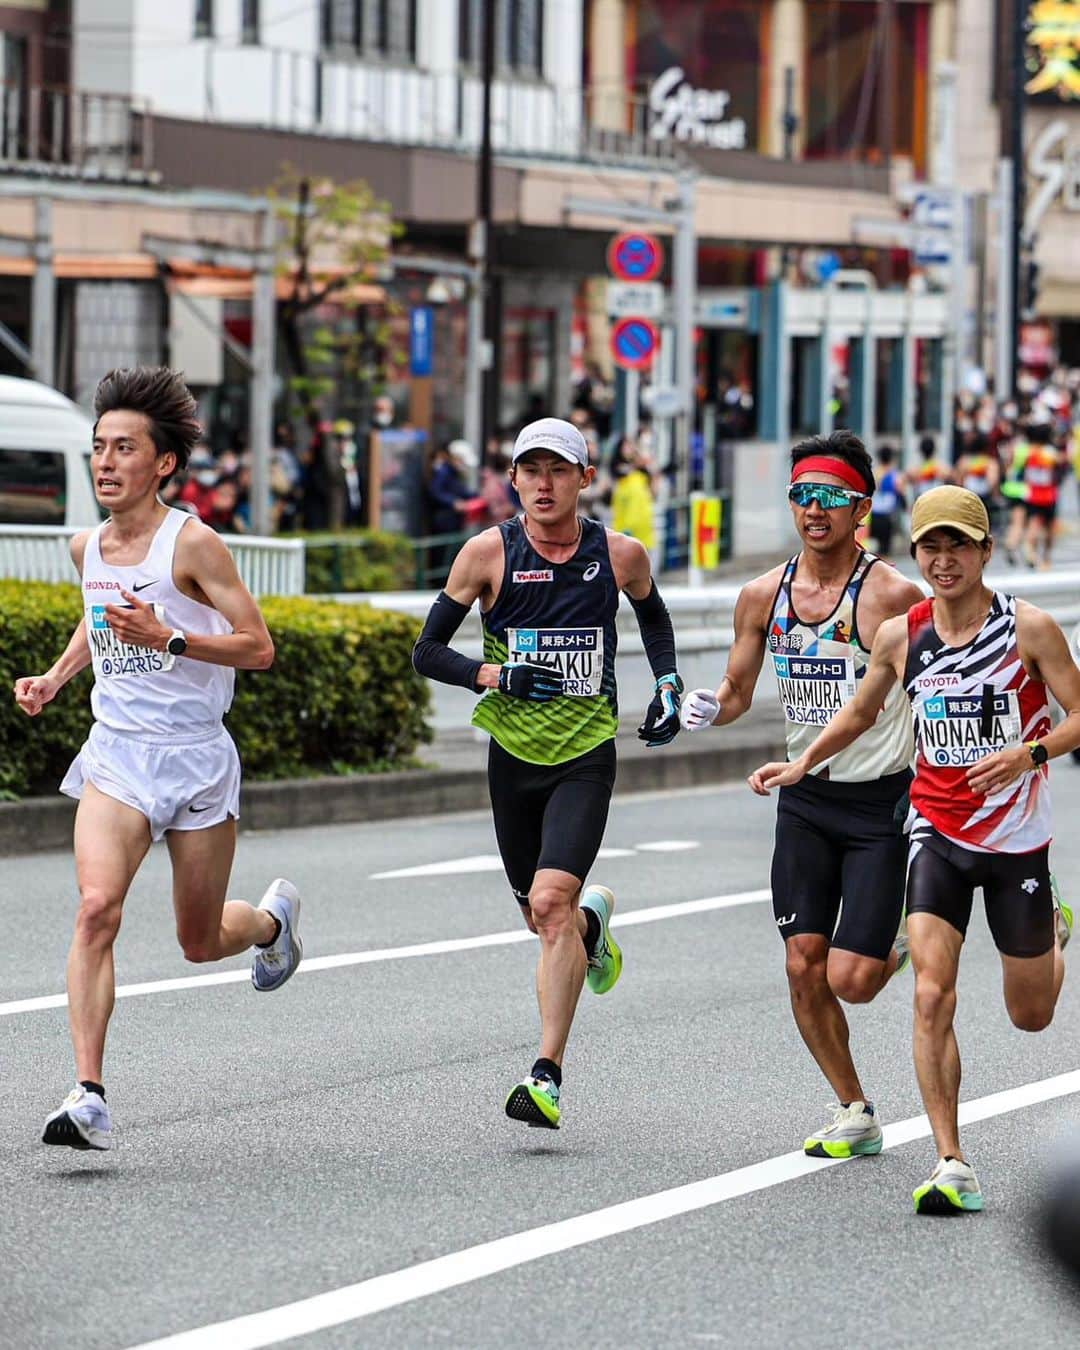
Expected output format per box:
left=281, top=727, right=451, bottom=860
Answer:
left=791, top=456, right=870, bottom=495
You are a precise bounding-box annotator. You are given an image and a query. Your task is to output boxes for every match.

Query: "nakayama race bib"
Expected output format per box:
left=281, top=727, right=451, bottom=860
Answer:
left=507, top=626, right=603, bottom=697
left=88, top=603, right=176, bottom=678
left=917, top=690, right=1022, bottom=767
left=773, top=652, right=856, bottom=726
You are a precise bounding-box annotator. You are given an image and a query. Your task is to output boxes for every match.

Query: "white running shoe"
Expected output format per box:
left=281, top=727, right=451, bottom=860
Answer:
left=894, top=910, right=911, bottom=976
left=804, top=1101, right=883, bottom=1158
left=913, top=1156, right=984, bottom=1214
left=251, top=878, right=303, bottom=992
left=42, top=1085, right=112, bottom=1151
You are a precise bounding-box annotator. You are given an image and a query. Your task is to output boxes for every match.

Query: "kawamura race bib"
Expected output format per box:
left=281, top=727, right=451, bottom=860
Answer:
left=772, top=651, right=857, bottom=726
left=507, top=626, right=604, bottom=697
left=917, top=690, right=1022, bottom=768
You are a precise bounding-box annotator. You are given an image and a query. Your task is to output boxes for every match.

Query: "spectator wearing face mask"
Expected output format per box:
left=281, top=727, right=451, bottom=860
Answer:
left=177, top=445, right=219, bottom=522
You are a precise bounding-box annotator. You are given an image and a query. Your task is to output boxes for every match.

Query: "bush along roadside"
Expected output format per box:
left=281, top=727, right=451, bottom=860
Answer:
left=0, top=582, right=432, bottom=798
left=301, top=529, right=417, bottom=593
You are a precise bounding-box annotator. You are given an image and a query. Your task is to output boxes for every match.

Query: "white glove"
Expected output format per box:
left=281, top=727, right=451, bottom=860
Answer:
left=680, top=687, right=721, bottom=731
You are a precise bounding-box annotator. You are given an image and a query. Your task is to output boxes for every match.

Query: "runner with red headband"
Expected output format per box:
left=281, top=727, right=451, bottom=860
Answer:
left=680, top=430, right=924, bottom=1160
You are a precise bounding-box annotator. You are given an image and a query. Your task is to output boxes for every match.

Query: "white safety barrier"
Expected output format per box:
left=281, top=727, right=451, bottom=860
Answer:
left=0, top=524, right=306, bottom=596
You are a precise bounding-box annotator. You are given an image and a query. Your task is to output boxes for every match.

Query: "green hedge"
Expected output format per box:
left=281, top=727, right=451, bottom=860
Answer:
left=301, top=528, right=417, bottom=593
left=0, top=582, right=432, bottom=799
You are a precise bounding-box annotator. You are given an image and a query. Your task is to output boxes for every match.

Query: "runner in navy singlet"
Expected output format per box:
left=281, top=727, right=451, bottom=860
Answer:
left=753, top=486, right=1080, bottom=1214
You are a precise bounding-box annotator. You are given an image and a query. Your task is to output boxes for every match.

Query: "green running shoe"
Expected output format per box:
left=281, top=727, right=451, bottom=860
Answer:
left=804, top=1101, right=882, bottom=1158
left=1051, top=873, right=1072, bottom=952
left=913, top=1157, right=983, bottom=1214
left=505, top=1075, right=561, bottom=1129
left=581, top=885, right=622, bottom=995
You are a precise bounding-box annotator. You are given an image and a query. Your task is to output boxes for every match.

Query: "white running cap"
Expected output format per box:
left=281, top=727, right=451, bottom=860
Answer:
left=511, top=418, right=589, bottom=468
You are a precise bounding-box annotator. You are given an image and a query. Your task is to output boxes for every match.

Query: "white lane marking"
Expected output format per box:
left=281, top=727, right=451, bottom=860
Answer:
left=636, top=840, right=700, bottom=853
left=372, top=846, right=635, bottom=879
left=130, top=1068, right=1080, bottom=1350
left=0, top=889, right=771, bottom=1019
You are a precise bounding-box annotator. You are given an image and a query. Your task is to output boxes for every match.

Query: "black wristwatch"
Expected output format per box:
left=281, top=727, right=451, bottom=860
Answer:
left=166, top=629, right=188, bottom=657
left=1028, top=740, right=1049, bottom=767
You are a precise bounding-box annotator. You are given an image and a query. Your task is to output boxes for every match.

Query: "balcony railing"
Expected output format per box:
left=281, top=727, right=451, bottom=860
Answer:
left=0, top=84, right=155, bottom=179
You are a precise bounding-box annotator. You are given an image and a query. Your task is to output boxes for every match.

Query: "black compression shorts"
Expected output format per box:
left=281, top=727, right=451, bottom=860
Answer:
left=770, top=769, right=911, bottom=960
left=487, top=738, right=617, bottom=904
left=906, top=821, right=1054, bottom=958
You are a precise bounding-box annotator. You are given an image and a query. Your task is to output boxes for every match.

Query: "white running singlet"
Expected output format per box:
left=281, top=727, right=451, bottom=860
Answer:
left=81, top=508, right=234, bottom=737
left=768, top=551, right=913, bottom=782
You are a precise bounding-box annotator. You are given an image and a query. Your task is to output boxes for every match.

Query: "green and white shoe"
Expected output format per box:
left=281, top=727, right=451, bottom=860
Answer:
left=913, top=1157, right=983, bottom=1214
left=581, top=885, right=622, bottom=995
left=505, top=1075, right=561, bottom=1129
left=804, top=1101, right=882, bottom=1158
left=1052, top=873, right=1072, bottom=952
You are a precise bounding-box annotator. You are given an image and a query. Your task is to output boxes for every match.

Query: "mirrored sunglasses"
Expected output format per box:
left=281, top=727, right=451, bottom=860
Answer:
left=787, top=482, right=865, bottom=510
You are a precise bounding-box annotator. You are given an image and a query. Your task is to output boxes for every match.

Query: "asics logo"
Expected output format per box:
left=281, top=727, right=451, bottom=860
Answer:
left=582, top=561, right=601, bottom=581
left=776, top=912, right=797, bottom=927
left=1021, top=877, right=1039, bottom=894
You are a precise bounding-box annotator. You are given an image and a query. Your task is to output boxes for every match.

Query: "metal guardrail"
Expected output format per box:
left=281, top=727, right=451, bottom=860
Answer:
left=0, top=524, right=305, bottom=597
left=0, top=83, right=153, bottom=177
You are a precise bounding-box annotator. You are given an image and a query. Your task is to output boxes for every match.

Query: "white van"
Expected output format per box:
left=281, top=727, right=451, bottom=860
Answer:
left=0, top=375, right=100, bottom=527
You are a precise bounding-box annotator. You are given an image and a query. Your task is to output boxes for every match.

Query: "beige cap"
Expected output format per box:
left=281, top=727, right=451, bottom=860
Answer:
left=910, top=485, right=990, bottom=543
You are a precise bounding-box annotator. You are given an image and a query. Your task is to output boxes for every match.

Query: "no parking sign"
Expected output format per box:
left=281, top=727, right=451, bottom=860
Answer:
left=610, top=317, right=660, bottom=371
left=607, top=233, right=664, bottom=283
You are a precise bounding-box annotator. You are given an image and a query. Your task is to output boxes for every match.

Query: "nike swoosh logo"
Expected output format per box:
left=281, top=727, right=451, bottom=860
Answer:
left=187, top=804, right=212, bottom=814
left=132, top=580, right=157, bottom=592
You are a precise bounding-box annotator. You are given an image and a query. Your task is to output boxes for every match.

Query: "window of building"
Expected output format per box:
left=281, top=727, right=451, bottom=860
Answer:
left=627, top=1, right=762, bottom=150
left=322, top=0, right=417, bottom=61
left=804, top=1, right=930, bottom=171
left=461, top=0, right=544, bottom=76
left=0, top=449, right=67, bottom=526
left=194, top=0, right=214, bottom=39
left=241, top=0, right=260, bottom=44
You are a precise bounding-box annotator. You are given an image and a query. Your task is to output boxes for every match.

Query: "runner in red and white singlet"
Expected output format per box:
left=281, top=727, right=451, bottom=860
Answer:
left=751, top=486, right=1080, bottom=1216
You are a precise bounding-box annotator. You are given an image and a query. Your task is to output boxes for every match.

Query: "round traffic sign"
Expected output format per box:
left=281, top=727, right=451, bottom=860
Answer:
left=607, top=232, right=664, bottom=283
left=611, top=317, right=660, bottom=371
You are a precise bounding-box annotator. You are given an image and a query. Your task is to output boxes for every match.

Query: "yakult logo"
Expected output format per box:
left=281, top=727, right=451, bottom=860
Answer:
left=648, top=67, right=747, bottom=149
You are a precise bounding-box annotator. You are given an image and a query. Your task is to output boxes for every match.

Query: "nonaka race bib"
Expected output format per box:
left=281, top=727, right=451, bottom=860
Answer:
left=88, top=602, right=176, bottom=678
left=507, top=626, right=603, bottom=697
left=773, top=651, right=856, bottom=726
left=917, top=690, right=1022, bottom=768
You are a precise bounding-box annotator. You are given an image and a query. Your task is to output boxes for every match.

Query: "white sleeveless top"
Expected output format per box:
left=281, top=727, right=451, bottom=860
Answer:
left=82, top=508, right=234, bottom=738
left=768, top=551, right=913, bottom=782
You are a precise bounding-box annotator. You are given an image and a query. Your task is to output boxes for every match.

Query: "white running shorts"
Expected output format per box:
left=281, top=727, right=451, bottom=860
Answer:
left=60, top=721, right=241, bottom=842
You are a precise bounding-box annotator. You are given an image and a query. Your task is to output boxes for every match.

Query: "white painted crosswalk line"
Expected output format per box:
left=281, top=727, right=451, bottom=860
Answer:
left=128, top=1069, right=1080, bottom=1350
left=371, top=846, right=636, bottom=879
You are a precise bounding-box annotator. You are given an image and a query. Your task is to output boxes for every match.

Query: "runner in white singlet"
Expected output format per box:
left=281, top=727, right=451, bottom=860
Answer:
left=13, top=367, right=303, bottom=1152
left=680, top=430, right=925, bottom=1161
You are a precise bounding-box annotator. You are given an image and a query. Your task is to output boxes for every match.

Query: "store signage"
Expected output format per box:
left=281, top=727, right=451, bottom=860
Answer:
left=647, top=66, right=747, bottom=150
left=1025, top=0, right=1080, bottom=103
left=1026, top=119, right=1080, bottom=237
left=409, top=306, right=434, bottom=377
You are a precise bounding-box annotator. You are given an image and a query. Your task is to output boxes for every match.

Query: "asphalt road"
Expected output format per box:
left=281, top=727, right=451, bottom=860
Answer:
left=4, top=765, right=1080, bottom=1349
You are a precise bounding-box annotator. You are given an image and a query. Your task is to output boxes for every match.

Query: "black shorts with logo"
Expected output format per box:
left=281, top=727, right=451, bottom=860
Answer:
left=906, top=820, right=1053, bottom=958
left=487, top=737, right=617, bottom=904
left=771, top=769, right=911, bottom=960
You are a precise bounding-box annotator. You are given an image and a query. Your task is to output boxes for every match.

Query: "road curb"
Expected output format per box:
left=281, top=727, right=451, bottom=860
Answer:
left=0, top=732, right=786, bottom=857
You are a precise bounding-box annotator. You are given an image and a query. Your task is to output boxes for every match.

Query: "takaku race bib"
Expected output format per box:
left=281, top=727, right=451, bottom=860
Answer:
left=772, top=651, right=856, bottom=726
left=507, top=626, right=604, bottom=697
left=916, top=690, right=1022, bottom=768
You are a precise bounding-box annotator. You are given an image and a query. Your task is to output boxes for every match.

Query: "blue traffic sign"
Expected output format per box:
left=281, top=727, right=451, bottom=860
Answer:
left=608, top=233, right=664, bottom=283
left=611, top=316, right=660, bottom=371
left=409, top=306, right=434, bottom=377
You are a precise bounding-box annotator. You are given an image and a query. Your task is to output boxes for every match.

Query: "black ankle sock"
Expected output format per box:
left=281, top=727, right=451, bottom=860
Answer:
left=581, top=906, right=601, bottom=956
left=256, top=915, right=283, bottom=949
left=80, top=1080, right=105, bottom=1101
left=531, top=1057, right=562, bottom=1089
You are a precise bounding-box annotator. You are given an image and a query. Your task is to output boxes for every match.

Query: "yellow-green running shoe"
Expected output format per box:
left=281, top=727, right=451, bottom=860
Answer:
left=1051, top=873, right=1072, bottom=952
left=581, top=885, right=622, bottom=995
left=505, top=1075, right=561, bottom=1129
left=894, top=909, right=910, bottom=976
left=913, top=1157, right=983, bottom=1214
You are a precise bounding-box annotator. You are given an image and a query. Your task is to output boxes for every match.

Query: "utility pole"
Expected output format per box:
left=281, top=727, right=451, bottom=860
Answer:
left=468, top=0, right=496, bottom=461
left=1008, top=0, right=1026, bottom=401
left=31, top=197, right=56, bottom=387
